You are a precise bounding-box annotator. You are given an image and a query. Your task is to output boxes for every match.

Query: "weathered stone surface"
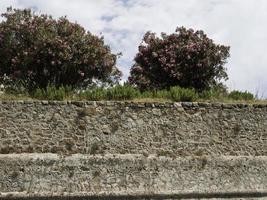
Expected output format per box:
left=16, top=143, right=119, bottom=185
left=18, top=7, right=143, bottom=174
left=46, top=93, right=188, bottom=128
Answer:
left=0, top=154, right=266, bottom=199
left=0, top=101, right=266, bottom=156
left=0, top=101, right=266, bottom=199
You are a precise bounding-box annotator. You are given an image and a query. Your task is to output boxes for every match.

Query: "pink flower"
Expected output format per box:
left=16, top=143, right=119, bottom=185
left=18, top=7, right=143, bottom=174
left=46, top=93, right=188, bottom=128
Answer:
left=78, top=70, right=85, bottom=77
left=152, top=52, right=158, bottom=58
left=134, top=66, right=143, bottom=73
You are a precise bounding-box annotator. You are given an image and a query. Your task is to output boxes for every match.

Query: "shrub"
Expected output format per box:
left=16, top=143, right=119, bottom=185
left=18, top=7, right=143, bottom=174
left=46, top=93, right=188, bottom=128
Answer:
left=0, top=74, right=29, bottom=94
left=153, top=90, right=169, bottom=99
left=128, top=27, right=230, bottom=91
left=106, top=84, right=140, bottom=100
left=169, top=86, right=198, bottom=102
left=140, top=91, right=154, bottom=98
left=79, top=88, right=107, bottom=101
left=140, top=89, right=169, bottom=99
left=228, top=90, right=254, bottom=101
left=199, top=84, right=228, bottom=100
left=33, top=84, right=73, bottom=100
left=0, top=7, right=121, bottom=92
left=79, top=85, right=140, bottom=101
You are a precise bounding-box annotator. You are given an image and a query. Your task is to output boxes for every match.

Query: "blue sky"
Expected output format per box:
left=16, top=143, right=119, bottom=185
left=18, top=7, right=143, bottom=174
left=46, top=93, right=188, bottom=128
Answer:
left=1, top=0, right=267, bottom=97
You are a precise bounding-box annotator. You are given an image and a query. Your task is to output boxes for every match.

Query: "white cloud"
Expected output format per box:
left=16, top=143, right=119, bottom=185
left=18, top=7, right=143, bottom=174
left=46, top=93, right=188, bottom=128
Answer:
left=0, top=0, right=266, bottom=96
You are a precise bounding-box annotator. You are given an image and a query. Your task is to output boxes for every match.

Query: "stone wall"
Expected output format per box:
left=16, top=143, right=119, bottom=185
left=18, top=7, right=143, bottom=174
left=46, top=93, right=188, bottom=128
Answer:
left=0, top=154, right=267, bottom=199
left=0, top=101, right=267, bottom=199
left=0, top=101, right=266, bottom=156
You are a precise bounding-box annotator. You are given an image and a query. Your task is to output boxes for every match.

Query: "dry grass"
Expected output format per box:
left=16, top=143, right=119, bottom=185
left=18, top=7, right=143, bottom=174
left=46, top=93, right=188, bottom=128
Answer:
left=130, top=97, right=267, bottom=104
left=130, top=98, right=171, bottom=103
left=0, top=93, right=33, bottom=101
left=204, top=99, right=267, bottom=104
left=130, top=96, right=267, bottom=104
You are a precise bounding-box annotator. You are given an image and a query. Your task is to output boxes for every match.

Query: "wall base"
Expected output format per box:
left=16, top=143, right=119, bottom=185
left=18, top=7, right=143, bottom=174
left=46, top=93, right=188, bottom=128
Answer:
left=0, top=154, right=266, bottom=199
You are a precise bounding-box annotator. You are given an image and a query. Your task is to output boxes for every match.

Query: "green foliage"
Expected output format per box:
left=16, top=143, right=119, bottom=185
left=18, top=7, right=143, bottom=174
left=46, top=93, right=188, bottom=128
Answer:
left=140, top=91, right=154, bottom=98
left=228, top=90, right=254, bottom=101
left=198, top=90, right=214, bottom=100
left=199, top=84, right=228, bottom=100
left=79, top=85, right=199, bottom=102
left=169, top=86, right=198, bottom=102
left=153, top=90, right=170, bottom=99
left=79, top=88, right=107, bottom=101
left=33, top=85, right=73, bottom=100
left=106, top=85, right=140, bottom=100
left=78, top=85, right=140, bottom=101
left=1, top=80, right=257, bottom=103
left=0, top=7, right=121, bottom=92
left=129, top=27, right=230, bottom=91
left=0, top=74, right=29, bottom=95
left=140, top=89, right=169, bottom=99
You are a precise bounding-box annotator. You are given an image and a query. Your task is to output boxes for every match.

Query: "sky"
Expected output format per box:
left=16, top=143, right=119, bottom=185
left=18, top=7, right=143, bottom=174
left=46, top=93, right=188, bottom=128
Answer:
left=0, top=0, right=267, bottom=97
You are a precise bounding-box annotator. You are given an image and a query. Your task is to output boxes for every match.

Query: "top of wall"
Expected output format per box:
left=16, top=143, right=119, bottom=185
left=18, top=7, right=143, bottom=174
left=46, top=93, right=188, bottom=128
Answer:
left=0, top=100, right=267, bottom=109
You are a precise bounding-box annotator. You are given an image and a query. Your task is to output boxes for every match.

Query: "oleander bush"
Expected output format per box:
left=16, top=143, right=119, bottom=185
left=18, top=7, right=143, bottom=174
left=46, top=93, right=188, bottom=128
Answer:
left=128, top=27, right=230, bottom=91
left=0, top=8, right=257, bottom=103
left=0, top=7, right=121, bottom=92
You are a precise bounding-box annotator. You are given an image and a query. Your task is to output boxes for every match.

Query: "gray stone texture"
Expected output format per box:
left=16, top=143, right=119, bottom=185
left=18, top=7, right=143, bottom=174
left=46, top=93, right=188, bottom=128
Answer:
left=0, top=154, right=266, bottom=198
left=0, top=101, right=266, bottom=156
left=0, top=101, right=267, bottom=199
